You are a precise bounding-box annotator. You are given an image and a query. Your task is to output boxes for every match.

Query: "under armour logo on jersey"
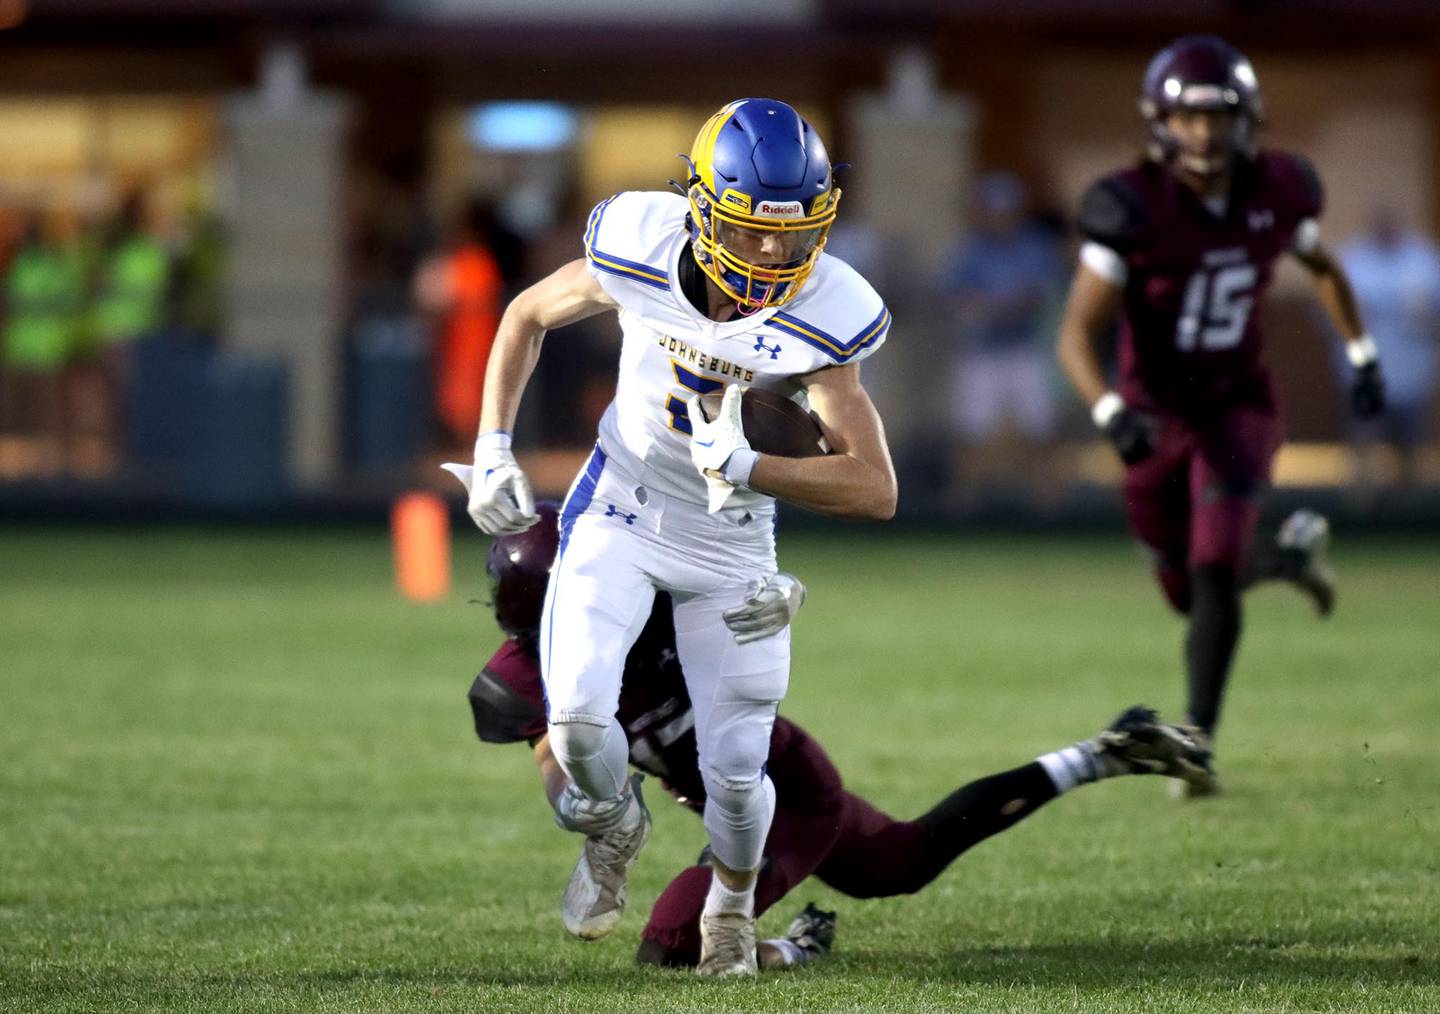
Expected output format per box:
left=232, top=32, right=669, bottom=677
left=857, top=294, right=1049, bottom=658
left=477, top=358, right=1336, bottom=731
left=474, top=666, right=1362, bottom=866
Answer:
left=604, top=504, right=637, bottom=525
left=753, top=337, right=783, bottom=360
left=1248, top=209, right=1275, bottom=232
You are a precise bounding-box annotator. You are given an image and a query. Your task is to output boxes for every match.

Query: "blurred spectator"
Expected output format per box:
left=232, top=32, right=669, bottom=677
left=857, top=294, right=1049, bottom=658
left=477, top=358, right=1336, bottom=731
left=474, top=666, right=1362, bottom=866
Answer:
left=940, top=173, right=1064, bottom=442
left=1338, top=205, right=1440, bottom=485
left=171, top=198, right=226, bottom=339
left=413, top=197, right=505, bottom=447
left=936, top=173, right=1065, bottom=497
left=0, top=211, right=87, bottom=476
left=77, top=191, right=171, bottom=469
left=482, top=198, right=529, bottom=295
left=825, top=218, right=892, bottom=299
left=525, top=189, right=617, bottom=445
left=93, top=192, right=171, bottom=345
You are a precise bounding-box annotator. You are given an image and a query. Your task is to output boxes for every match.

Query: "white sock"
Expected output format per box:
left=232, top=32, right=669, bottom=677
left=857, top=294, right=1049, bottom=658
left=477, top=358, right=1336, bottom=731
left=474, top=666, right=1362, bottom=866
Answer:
left=704, top=874, right=755, bottom=917
left=1036, top=743, right=1102, bottom=794
left=762, top=938, right=806, bottom=967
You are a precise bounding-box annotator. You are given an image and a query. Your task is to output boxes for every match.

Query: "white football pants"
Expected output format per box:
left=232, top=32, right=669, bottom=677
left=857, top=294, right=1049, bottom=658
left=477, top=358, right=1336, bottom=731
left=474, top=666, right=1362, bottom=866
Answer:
left=541, top=444, right=788, bottom=873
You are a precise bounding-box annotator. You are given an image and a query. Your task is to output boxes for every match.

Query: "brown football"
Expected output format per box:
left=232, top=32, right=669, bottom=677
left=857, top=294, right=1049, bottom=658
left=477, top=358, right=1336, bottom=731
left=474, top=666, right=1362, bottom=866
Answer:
left=696, top=387, right=830, bottom=459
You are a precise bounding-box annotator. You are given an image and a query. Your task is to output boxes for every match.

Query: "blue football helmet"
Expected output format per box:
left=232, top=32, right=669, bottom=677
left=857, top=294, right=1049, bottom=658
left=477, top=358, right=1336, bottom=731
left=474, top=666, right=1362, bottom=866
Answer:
left=684, top=98, right=839, bottom=310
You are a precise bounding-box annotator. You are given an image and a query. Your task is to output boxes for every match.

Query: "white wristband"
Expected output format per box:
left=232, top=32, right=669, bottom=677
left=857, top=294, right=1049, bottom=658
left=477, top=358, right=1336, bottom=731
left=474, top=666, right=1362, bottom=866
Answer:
left=475, top=429, right=513, bottom=453
left=1091, top=391, right=1125, bottom=429
left=1346, top=335, right=1379, bottom=369
left=722, top=447, right=759, bottom=486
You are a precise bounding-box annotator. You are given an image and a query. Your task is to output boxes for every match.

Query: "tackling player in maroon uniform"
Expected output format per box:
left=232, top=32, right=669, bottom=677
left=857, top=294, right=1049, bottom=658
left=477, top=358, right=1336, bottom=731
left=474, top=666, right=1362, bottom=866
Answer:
left=1057, top=36, right=1387, bottom=795
left=469, top=504, right=1213, bottom=969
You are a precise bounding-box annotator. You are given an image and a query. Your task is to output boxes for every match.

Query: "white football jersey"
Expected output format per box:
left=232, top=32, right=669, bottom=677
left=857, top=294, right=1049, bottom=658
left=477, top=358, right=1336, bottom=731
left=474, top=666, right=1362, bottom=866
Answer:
left=582, top=190, right=891, bottom=509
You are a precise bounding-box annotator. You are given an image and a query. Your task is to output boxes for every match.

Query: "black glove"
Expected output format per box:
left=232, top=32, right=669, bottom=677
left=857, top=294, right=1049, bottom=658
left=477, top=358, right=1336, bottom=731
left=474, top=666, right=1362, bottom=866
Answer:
left=1351, top=362, right=1385, bottom=418
left=1104, top=406, right=1159, bottom=465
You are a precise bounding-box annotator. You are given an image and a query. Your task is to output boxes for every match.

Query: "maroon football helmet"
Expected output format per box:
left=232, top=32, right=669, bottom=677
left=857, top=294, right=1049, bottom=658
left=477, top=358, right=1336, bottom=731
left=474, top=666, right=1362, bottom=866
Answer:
left=486, top=501, right=560, bottom=643
left=1140, top=35, right=1262, bottom=175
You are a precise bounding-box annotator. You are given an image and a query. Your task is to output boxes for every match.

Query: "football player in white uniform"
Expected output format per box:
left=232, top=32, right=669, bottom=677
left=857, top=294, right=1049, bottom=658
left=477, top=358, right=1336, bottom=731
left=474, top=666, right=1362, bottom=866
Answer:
left=457, top=98, right=896, bottom=976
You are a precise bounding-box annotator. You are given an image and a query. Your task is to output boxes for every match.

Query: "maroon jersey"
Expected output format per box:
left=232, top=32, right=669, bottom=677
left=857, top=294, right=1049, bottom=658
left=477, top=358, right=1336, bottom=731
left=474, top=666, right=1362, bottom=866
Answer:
left=468, top=594, right=706, bottom=803
left=1078, top=150, right=1323, bottom=417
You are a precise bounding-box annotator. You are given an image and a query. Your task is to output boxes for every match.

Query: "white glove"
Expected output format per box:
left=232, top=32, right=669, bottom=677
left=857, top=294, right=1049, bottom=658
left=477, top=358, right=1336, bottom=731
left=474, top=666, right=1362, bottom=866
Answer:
left=723, top=572, right=806, bottom=645
left=685, top=385, right=756, bottom=514
left=451, top=430, right=537, bottom=535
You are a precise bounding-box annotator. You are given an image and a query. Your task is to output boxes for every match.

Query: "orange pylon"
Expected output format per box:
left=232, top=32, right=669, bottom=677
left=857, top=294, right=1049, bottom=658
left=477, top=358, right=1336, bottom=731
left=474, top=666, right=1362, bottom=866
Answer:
left=391, top=491, right=452, bottom=602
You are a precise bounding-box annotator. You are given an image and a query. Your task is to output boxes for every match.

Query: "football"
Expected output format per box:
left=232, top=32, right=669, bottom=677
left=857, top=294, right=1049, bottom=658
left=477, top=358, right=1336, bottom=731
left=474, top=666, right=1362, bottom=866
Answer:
left=696, top=387, right=830, bottom=459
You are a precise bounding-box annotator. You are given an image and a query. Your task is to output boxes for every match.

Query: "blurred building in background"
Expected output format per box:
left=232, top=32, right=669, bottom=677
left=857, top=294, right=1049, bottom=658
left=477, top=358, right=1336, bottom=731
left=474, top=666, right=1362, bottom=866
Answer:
left=2, top=0, right=1440, bottom=524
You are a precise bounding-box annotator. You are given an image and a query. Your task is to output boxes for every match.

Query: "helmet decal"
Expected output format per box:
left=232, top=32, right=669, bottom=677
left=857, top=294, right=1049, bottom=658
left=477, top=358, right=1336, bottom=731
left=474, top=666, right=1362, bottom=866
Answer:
left=720, top=189, right=753, bottom=213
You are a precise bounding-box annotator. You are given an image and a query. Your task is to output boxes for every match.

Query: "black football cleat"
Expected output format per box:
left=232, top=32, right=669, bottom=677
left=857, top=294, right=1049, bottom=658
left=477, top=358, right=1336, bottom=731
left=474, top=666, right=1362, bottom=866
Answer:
left=1167, top=726, right=1221, bottom=798
left=1095, top=706, right=1215, bottom=788
left=785, top=902, right=837, bottom=959
left=1277, top=509, right=1335, bottom=617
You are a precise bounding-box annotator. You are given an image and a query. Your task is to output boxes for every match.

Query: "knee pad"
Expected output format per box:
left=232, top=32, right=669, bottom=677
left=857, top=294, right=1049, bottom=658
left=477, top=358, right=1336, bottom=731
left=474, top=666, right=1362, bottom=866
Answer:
left=548, top=719, right=608, bottom=764
left=701, top=769, right=775, bottom=873
left=549, top=717, right=629, bottom=801
left=701, top=767, right=764, bottom=815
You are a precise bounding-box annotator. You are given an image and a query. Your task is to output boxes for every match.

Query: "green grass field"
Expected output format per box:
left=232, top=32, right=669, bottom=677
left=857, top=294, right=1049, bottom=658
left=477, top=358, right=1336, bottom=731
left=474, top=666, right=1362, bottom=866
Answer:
left=2, top=525, right=1437, bottom=1012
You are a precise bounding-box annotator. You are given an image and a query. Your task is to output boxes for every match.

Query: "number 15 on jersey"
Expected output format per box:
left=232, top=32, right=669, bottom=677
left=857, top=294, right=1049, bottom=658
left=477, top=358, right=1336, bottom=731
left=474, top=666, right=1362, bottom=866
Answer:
left=1176, top=260, right=1257, bottom=352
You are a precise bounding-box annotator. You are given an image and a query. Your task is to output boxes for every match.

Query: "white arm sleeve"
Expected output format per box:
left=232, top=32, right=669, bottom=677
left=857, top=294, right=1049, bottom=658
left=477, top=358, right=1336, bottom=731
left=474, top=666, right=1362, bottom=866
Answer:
left=1080, top=241, right=1128, bottom=287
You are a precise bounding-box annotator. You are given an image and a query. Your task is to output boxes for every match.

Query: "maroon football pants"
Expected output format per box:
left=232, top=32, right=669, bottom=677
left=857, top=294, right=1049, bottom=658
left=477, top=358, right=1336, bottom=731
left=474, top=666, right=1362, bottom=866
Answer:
left=1122, top=404, right=1281, bottom=613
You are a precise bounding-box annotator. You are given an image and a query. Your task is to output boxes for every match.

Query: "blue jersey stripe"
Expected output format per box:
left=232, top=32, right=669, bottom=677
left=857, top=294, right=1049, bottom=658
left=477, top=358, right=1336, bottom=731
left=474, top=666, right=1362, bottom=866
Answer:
left=544, top=444, right=608, bottom=720
left=583, top=196, right=613, bottom=252
left=559, top=443, right=607, bottom=554
left=768, top=304, right=891, bottom=363
left=588, top=253, right=672, bottom=290
left=584, top=194, right=671, bottom=291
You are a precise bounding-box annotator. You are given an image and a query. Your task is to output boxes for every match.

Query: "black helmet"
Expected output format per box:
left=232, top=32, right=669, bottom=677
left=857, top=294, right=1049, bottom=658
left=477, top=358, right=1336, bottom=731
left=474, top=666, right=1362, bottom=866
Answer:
left=485, top=501, right=560, bottom=643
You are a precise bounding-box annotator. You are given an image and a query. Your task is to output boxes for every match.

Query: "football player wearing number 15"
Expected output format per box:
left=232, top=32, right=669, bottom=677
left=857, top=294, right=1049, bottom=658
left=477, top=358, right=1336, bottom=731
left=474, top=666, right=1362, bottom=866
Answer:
left=1057, top=36, right=1387, bottom=795
left=458, top=98, right=896, bottom=976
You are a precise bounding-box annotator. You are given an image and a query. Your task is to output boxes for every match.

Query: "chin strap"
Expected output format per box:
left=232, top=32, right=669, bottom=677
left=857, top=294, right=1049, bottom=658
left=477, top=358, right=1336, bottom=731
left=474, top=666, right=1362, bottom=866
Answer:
left=735, top=277, right=778, bottom=315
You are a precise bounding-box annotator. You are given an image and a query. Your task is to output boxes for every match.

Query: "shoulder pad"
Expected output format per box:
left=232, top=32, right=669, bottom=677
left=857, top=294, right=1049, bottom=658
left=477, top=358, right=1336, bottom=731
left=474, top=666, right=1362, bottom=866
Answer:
left=1077, top=175, right=1149, bottom=253
left=1265, top=150, right=1324, bottom=220
left=584, top=191, right=684, bottom=295
left=467, top=667, right=546, bottom=744
left=765, top=255, right=891, bottom=366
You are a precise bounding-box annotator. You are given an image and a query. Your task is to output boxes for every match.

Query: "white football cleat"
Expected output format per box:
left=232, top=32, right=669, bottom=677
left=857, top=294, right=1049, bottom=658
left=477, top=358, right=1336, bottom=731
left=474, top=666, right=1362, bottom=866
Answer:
left=697, top=910, right=758, bottom=977
left=1277, top=509, right=1335, bottom=617
left=560, top=775, right=651, bottom=940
